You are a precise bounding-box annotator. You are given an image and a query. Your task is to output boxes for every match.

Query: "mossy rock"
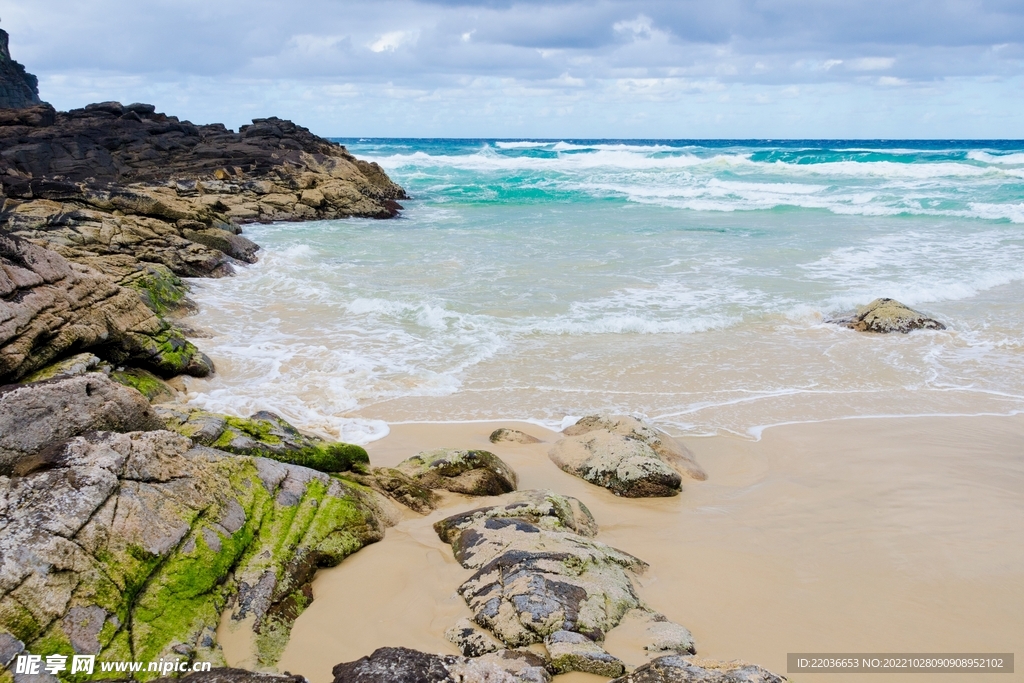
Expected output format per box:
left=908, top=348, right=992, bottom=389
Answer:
left=353, top=467, right=440, bottom=512
left=157, top=407, right=369, bottom=474
left=829, top=298, right=946, bottom=334
left=122, top=262, right=195, bottom=316
left=395, top=448, right=518, bottom=496
left=109, top=367, right=176, bottom=403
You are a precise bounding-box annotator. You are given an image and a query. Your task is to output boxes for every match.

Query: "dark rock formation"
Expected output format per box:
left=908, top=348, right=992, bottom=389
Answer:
left=155, top=669, right=308, bottom=683
left=0, top=29, right=41, bottom=110
left=828, top=298, right=946, bottom=334
left=0, top=373, right=162, bottom=475
left=0, top=430, right=394, bottom=671
left=610, top=655, right=788, bottom=683
left=395, top=448, right=518, bottom=496
left=331, top=646, right=549, bottom=683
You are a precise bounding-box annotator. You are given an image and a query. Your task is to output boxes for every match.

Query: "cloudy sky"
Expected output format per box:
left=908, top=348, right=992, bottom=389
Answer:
left=3, top=0, right=1023, bottom=138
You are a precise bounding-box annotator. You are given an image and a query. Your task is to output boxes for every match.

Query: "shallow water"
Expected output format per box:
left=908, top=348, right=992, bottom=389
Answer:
left=182, top=139, right=1024, bottom=442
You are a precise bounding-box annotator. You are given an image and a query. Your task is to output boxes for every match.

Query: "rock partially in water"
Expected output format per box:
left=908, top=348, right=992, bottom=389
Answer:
left=331, top=646, right=548, bottom=683
left=0, top=430, right=392, bottom=670
left=157, top=407, right=369, bottom=474
left=563, top=415, right=706, bottom=481
left=396, top=448, right=518, bottom=496
left=0, top=373, right=162, bottom=475
left=549, top=429, right=682, bottom=498
left=610, top=655, right=788, bottom=683
left=828, top=298, right=946, bottom=334
left=489, top=428, right=542, bottom=444
left=618, top=609, right=696, bottom=655
left=435, top=491, right=649, bottom=646
left=445, top=617, right=502, bottom=657
left=545, top=630, right=625, bottom=677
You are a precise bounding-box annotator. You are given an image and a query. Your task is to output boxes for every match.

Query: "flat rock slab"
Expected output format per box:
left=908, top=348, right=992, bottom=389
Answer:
left=610, top=655, right=788, bottom=683
left=445, top=617, right=502, bottom=657
left=332, top=646, right=549, bottom=683
left=546, top=630, right=625, bottom=677
left=828, top=298, right=945, bottom=334
left=396, top=448, right=518, bottom=496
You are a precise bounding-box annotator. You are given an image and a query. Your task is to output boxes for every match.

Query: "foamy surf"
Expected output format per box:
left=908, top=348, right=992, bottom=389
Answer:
left=180, top=139, right=1024, bottom=442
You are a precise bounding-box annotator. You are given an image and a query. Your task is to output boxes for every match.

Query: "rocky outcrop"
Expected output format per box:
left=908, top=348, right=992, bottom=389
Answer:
left=0, top=373, right=162, bottom=475
left=0, top=104, right=406, bottom=281
left=157, top=407, right=369, bottom=474
left=0, top=430, right=392, bottom=676
left=828, top=298, right=946, bottom=334
left=331, top=646, right=550, bottom=683
left=155, top=670, right=308, bottom=683
left=435, top=491, right=665, bottom=649
left=610, top=655, right=787, bottom=683
left=0, top=29, right=41, bottom=110
left=489, top=428, right=541, bottom=444
left=395, top=448, right=518, bottom=496
left=0, top=233, right=212, bottom=382
left=444, top=617, right=502, bottom=657
left=549, top=415, right=706, bottom=497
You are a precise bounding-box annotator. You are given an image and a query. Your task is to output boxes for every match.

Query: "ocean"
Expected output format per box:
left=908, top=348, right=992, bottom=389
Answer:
left=181, top=139, right=1024, bottom=443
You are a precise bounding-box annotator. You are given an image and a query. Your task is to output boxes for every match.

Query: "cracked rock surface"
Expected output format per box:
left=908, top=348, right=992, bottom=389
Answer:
left=0, top=430, right=392, bottom=676
left=610, top=655, right=788, bottom=683
left=331, top=646, right=549, bottom=683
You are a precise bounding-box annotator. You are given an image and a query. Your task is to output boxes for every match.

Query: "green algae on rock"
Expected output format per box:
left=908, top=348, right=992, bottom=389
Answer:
left=109, top=367, right=176, bottom=403
left=0, top=431, right=393, bottom=680
left=395, top=448, right=518, bottom=496
left=157, top=407, right=369, bottom=474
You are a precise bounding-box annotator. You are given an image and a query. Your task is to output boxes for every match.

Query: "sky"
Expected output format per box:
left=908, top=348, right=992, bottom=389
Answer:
left=3, top=0, right=1024, bottom=138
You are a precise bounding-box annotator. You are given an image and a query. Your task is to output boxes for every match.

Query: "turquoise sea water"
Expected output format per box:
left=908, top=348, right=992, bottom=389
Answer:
left=183, top=140, right=1024, bottom=442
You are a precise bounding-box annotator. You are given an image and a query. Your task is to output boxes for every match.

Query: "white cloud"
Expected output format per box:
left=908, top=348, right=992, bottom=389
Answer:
left=369, top=30, right=416, bottom=53
left=849, top=57, right=895, bottom=71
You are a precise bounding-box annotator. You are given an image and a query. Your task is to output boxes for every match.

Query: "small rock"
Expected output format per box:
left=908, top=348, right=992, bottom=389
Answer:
left=546, top=630, right=625, bottom=677
left=618, top=609, right=696, bottom=655
left=610, top=655, right=788, bottom=683
left=332, top=646, right=543, bottom=683
left=828, top=298, right=946, bottom=334
left=446, top=617, right=502, bottom=657
left=549, top=429, right=682, bottom=497
left=21, top=353, right=104, bottom=382
left=396, top=448, right=518, bottom=496
left=490, top=428, right=542, bottom=444
left=563, top=415, right=706, bottom=481
left=475, top=650, right=551, bottom=683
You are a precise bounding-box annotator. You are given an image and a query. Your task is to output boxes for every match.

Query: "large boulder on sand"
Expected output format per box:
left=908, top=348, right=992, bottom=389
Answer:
left=0, top=373, right=162, bottom=475
left=395, top=448, right=518, bottom=496
left=610, top=655, right=788, bottom=683
left=828, top=298, right=945, bottom=333
left=564, top=415, right=706, bottom=481
left=435, top=491, right=668, bottom=647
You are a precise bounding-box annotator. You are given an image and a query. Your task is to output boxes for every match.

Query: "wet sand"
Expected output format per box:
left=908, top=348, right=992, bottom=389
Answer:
left=234, top=414, right=1024, bottom=682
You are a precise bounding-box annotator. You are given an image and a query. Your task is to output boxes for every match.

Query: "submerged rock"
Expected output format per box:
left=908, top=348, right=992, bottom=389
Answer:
left=435, top=491, right=650, bottom=646
left=546, top=630, right=625, bottom=677
left=489, top=428, right=542, bottom=444
left=157, top=407, right=369, bottom=474
left=828, top=298, right=946, bottom=334
left=331, top=646, right=548, bottom=683
left=0, top=430, right=392, bottom=670
left=0, top=373, right=162, bottom=475
left=610, top=655, right=788, bottom=683
left=396, top=448, right=518, bottom=496
left=618, top=608, right=696, bottom=655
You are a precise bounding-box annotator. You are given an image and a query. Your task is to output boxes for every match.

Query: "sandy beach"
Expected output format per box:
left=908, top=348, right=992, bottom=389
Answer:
left=220, top=413, right=1024, bottom=682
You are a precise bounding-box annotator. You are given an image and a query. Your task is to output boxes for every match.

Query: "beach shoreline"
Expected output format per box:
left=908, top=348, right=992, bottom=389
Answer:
left=235, top=413, right=1024, bottom=683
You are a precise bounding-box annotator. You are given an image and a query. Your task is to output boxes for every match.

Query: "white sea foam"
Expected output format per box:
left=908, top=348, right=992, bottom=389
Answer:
left=967, top=151, right=1024, bottom=165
